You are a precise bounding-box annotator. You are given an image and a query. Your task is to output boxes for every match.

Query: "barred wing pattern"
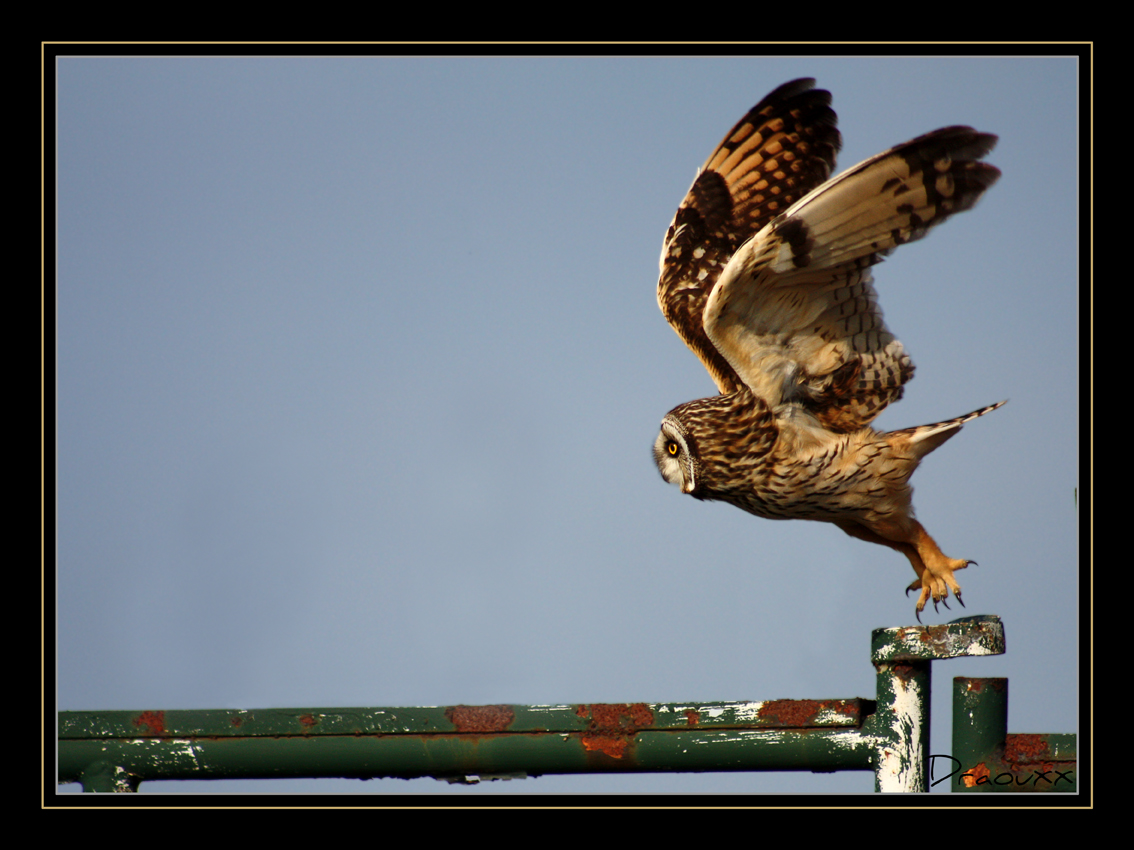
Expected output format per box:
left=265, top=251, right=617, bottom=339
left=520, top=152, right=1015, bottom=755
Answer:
left=704, top=126, right=1000, bottom=431
left=657, top=78, right=840, bottom=395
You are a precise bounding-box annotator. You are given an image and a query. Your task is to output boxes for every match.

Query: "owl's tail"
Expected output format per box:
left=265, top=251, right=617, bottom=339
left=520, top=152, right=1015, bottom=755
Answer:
left=888, top=400, right=1007, bottom=460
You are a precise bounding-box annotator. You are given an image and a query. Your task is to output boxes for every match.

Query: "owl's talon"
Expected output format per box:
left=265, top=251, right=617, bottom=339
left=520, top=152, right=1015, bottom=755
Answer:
left=905, top=547, right=972, bottom=621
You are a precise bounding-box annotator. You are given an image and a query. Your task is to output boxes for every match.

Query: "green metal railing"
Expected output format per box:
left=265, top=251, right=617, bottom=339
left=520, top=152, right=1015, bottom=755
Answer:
left=57, top=614, right=1075, bottom=793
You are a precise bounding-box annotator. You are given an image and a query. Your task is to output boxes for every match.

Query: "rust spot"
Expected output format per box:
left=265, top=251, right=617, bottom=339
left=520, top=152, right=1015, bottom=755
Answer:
left=582, top=735, right=629, bottom=758
left=889, top=662, right=918, bottom=683
left=583, top=703, right=654, bottom=728
left=918, top=624, right=950, bottom=643
left=756, top=699, right=834, bottom=727
left=1004, top=733, right=1052, bottom=763
left=963, top=762, right=991, bottom=787
left=684, top=709, right=700, bottom=726
left=576, top=704, right=654, bottom=760
left=132, top=710, right=165, bottom=736
left=229, top=716, right=243, bottom=728
left=299, top=714, right=318, bottom=729
left=445, top=704, right=516, bottom=733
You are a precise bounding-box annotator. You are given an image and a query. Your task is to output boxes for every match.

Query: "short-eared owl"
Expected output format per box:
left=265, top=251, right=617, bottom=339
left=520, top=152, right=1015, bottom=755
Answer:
left=653, top=78, right=1003, bottom=619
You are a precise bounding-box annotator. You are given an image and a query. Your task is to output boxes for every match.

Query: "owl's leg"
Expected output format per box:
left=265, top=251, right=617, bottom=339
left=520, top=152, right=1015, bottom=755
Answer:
left=835, top=518, right=970, bottom=620
left=899, top=521, right=972, bottom=620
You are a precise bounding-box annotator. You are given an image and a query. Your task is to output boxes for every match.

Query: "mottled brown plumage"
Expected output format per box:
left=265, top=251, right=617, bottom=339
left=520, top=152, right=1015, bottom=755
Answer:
left=658, top=78, right=841, bottom=396
left=653, top=79, right=1004, bottom=619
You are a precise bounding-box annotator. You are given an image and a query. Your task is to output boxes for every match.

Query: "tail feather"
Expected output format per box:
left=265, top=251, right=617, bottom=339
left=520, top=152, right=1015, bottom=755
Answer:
left=891, top=400, right=1007, bottom=459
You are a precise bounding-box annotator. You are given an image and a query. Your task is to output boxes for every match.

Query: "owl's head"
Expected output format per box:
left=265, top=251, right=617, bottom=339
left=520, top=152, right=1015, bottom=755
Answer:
left=653, top=413, right=701, bottom=495
left=654, top=389, right=777, bottom=499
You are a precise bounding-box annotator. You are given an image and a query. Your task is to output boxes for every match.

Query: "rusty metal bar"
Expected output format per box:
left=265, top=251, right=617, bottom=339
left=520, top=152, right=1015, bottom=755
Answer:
left=58, top=699, right=878, bottom=789
left=56, top=614, right=1071, bottom=793
left=948, top=677, right=1077, bottom=792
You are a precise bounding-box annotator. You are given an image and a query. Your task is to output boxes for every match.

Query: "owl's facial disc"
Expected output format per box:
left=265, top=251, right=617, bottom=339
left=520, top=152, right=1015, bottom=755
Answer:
left=653, top=418, right=696, bottom=493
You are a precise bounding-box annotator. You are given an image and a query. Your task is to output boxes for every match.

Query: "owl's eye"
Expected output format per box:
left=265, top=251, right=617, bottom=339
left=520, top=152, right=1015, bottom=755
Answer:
left=667, top=441, right=680, bottom=456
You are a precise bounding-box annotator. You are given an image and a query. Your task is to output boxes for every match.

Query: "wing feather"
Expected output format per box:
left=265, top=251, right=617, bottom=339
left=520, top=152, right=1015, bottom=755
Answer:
left=657, top=79, right=841, bottom=393
left=704, top=126, right=1000, bottom=431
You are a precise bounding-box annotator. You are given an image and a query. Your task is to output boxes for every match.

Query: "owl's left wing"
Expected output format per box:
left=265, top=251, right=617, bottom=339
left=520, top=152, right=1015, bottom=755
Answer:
left=703, top=126, right=1000, bottom=432
left=657, top=79, right=841, bottom=394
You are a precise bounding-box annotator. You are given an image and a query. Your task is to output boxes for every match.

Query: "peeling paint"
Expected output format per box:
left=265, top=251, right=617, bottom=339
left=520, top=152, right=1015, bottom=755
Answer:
left=873, top=617, right=1006, bottom=665
left=169, top=739, right=201, bottom=767
left=728, top=702, right=770, bottom=723
left=875, top=665, right=927, bottom=792
left=525, top=704, right=576, bottom=716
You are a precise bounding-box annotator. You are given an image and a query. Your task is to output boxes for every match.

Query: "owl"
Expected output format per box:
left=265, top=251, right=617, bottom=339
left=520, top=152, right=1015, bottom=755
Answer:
left=653, top=78, right=1003, bottom=620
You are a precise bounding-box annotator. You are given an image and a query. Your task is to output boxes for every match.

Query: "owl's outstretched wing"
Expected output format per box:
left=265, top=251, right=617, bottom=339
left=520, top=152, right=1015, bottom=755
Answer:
left=703, top=126, right=1000, bottom=432
left=657, top=79, right=841, bottom=395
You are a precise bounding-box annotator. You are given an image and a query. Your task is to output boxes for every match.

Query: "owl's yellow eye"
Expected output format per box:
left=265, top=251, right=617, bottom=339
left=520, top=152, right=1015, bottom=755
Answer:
left=667, top=441, right=679, bottom=456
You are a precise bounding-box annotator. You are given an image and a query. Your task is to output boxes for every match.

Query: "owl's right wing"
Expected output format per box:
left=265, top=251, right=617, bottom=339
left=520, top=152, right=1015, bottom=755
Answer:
left=657, top=79, right=841, bottom=394
left=703, top=126, right=1001, bottom=432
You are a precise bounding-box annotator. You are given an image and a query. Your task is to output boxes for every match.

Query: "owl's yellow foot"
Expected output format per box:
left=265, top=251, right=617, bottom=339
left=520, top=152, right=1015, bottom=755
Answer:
left=906, top=559, right=973, bottom=622
left=834, top=518, right=980, bottom=622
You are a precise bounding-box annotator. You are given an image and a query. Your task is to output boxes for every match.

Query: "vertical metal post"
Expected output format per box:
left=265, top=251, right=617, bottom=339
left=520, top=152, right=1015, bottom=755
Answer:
left=950, top=676, right=1076, bottom=792
left=868, top=615, right=1006, bottom=792
left=870, top=659, right=931, bottom=792
left=952, top=676, right=1009, bottom=780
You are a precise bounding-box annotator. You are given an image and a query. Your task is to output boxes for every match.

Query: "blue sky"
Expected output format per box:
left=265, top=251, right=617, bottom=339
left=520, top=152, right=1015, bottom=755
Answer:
left=54, top=54, right=1080, bottom=796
